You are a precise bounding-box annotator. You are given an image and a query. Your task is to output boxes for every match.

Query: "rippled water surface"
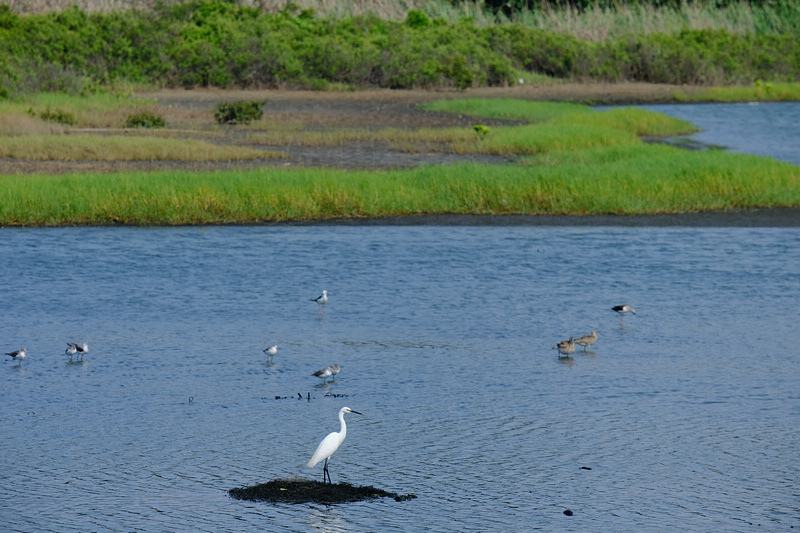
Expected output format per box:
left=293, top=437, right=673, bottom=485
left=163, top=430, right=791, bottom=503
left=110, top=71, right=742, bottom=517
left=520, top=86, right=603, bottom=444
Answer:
left=625, top=102, right=800, bottom=165
left=2, top=227, right=799, bottom=532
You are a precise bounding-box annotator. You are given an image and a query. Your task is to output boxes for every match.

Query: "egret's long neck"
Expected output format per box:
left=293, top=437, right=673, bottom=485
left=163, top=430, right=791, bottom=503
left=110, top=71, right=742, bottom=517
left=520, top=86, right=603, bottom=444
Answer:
left=339, top=411, right=347, bottom=440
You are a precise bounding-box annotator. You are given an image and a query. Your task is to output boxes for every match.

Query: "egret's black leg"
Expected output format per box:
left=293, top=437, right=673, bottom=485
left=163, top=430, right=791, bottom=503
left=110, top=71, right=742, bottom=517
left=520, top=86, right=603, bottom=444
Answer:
left=323, top=458, right=330, bottom=484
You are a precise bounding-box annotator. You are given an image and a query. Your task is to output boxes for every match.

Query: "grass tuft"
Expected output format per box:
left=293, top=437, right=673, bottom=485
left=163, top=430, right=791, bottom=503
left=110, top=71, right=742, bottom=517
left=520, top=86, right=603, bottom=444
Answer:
left=0, top=135, right=281, bottom=161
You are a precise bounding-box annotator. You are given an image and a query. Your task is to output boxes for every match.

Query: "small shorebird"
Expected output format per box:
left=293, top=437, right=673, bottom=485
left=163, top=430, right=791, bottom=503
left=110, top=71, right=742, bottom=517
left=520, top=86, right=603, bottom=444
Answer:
left=263, top=345, right=278, bottom=360
left=313, top=364, right=340, bottom=384
left=553, top=338, right=576, bottom=358
left=574, top=330, right=598, bottom=351
left=69, top=342, right=89, bottom=361
left=65, top=343, right=78, bottom=360
left=612, top=305, right=636, bottom=326
left=6, top=348, right=27, bottom=366
left=312, top=290, right=328, bottom=317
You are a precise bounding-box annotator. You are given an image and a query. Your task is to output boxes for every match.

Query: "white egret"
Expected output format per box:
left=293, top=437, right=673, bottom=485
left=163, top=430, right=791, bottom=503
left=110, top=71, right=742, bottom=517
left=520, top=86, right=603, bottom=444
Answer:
left=553, top=337, right=576, bottom=357
left=612, top=305, right=636, bottom=326
left=312, top=290, right=328, bottom=317
left=574, top=330, right=598, bottom=351
left=6, top=348, right=27, bottom=366
left=307, top=406, right=362, bottom=484
left=263, top=345, right=278, bottom=360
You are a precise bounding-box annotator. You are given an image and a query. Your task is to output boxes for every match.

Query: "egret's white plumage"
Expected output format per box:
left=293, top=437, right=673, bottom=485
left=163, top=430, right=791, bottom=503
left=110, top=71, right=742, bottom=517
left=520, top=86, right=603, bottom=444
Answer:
left=307, top=406, right=362, bottom=484
left=6, top=348, right=27, bottom=366
left=312, top=290, right=328, bottom=317
left=612, top=305, right=636, bottom=325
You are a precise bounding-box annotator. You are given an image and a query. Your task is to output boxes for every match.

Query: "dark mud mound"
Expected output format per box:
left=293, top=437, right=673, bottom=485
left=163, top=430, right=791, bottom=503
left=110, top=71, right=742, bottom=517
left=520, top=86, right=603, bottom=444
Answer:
left=229, top=478, right=417, bottom=504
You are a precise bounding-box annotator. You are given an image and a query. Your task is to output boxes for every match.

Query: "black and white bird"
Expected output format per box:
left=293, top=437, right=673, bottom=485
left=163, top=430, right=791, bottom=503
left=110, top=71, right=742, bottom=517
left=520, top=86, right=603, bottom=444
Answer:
left=263, top=345, right=278, bottom=360
left=6, top=348, right=27, bottom=366
left=312, top=290, right=328, bottom=317
left=67, top=342, right=89, bottom=361
left=612, top=305, right=636, bottom=326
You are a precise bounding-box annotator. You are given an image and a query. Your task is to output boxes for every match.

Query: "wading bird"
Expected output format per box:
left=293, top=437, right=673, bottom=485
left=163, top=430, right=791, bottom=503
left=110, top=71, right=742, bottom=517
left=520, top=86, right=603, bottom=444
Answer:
left=6, top=348, right=27, bottom=366
left=312, top=290, right=328, bottom=317
left=313, top=364, right=340, bottom=385
left=553, top=338, right=576, bottom=358
left=307, top=406, right=362, bottom=484
left=612, top=305, right=636, bottom=326
left=263, top=345, right=278, bottom=360
left=65, top=343, right=78, bottom=360
left=574, top=330, right=598, bottom=351
left=71, top=342, right=89, bottom=361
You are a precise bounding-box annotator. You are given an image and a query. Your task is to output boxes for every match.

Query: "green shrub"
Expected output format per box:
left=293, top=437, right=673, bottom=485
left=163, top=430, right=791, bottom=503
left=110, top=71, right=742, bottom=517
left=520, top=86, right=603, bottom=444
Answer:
left=405, top=10, right=430, bottom=29
left=214, top=100, right=265, bottom=125
left=39, top=106, right=76, bottom=125
left=125, top=110, right=166, bottom=128
left=0, top=0, right=798, bottom=95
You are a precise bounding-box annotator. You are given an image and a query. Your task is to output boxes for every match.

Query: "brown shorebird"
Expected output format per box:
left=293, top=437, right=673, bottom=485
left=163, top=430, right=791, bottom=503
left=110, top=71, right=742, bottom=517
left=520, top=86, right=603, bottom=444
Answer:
left=612, top=305, right=636, bottom=326
left=574, top=330, right=598, bottom=351
left=553, top=337, right=576, bottom=357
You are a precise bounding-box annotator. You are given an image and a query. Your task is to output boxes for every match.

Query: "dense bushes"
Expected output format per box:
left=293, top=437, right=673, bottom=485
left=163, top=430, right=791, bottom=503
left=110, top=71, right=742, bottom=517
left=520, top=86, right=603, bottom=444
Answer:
left=0, top=1, right=798, bottom=97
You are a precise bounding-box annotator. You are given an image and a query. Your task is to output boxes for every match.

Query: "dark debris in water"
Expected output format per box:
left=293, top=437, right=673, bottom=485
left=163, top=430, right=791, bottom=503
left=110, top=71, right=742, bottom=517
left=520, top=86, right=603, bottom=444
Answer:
left=229, top=478, right=417, bottom=504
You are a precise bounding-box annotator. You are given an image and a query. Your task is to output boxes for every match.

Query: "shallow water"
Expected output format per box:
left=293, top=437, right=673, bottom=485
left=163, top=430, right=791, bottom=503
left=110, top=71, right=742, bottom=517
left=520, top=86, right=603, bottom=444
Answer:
left=612, top=102, right=800, bottom=166
left=2, top=226, right=799, bottom=532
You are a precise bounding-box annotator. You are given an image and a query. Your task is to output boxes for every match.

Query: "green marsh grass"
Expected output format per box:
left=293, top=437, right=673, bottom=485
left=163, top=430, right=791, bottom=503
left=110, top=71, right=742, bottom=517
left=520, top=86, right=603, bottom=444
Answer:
left=0, top=135, right=279, bottom=161
left=2, top=145, right=798, bottom=226
left=450, top=123, right=640, bottom=155
left=423, top=99, right=697, bottom=136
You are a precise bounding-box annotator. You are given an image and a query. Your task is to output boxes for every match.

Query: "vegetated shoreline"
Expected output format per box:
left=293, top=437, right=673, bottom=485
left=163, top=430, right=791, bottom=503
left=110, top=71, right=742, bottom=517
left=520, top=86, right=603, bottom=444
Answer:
left=3, top=84, right=799, bottom=228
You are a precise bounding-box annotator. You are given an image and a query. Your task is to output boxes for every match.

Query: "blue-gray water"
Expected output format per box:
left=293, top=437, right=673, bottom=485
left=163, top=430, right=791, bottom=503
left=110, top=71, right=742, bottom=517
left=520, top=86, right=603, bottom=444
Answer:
left=607, top=102, right=800, bottom=166
left=2, top=226, right=799, bottom=532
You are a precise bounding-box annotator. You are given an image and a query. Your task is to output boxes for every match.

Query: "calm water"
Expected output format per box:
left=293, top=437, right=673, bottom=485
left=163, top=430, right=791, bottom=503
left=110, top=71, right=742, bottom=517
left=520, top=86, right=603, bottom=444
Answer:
left=2, top=226, right=799, bottom=532
left=615, top=102, right=800, bottom=166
